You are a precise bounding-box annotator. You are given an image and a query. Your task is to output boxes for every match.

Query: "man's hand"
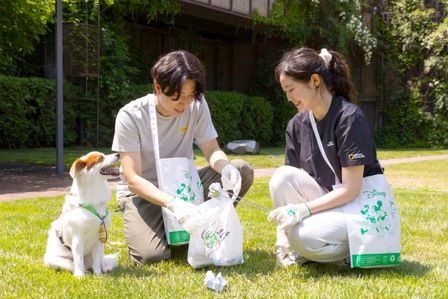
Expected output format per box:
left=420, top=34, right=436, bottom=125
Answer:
left=167, top=197, right=204, bottom=233
left=267, top=203, right=311, bottom=230
left=221, top=163, right=242, bottom=199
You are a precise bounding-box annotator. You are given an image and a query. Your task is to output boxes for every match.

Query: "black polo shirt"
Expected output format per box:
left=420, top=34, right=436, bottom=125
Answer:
left=285, top=96, right=382, bottom=190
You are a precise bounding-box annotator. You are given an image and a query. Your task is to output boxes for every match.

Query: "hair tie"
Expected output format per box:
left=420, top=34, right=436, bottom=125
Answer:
left=319, top=48, right=332, bottom=67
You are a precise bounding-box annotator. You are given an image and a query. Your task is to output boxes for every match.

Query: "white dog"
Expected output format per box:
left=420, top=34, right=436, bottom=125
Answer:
left=44, top=151, right=120, bottom=277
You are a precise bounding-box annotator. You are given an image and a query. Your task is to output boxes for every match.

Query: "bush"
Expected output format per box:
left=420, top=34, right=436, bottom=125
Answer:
left=240, top=96, right=273, bottom=145
left=205, top=91, right=273, bottom=146
left=249, top=52, right=297, bottom=146
left=0, top=77, right=274, bottom=149
left=0, top=75, right=79, bottom=149
left=376, top=85, right=448, bottom=148
left=96, top=83, right=152, bottom=147
left=205, top=91, right=246, bottom=145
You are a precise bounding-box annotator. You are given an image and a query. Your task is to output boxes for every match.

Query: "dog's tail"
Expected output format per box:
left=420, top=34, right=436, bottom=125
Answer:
left=102, top=253, right=119, bottom=273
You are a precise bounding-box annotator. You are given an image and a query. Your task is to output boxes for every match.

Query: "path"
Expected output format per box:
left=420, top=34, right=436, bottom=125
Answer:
left=1, top=154, right=447, bottom=202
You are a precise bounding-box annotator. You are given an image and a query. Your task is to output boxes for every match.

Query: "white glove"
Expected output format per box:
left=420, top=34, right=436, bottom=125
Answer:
left=167, top=197, right=204, bottom=233
left=267, top=203, right=311, bottom=231
left=220, top=163, right=242, bottom=199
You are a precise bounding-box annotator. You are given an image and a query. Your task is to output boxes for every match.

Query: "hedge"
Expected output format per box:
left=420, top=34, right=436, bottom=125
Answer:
left=0, top=75, right=79, bottom=148
left=205, top=91, right=273, bottom=146
left=0, top=76, right=274, bottom=149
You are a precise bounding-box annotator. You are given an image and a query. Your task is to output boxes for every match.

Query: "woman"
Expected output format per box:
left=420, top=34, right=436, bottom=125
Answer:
left=112, top=50, right=254, bottom=264
left=268, top=48, right=383, bottom=266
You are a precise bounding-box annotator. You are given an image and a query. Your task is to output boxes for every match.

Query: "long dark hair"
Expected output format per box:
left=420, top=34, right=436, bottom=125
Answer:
left=275, top=47, right=357, bottom=102
left=151, top=50, right=205, bottom=101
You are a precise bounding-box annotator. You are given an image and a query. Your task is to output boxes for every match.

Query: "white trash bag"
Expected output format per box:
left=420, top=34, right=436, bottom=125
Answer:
left=187, top=183, right=244, bottom=269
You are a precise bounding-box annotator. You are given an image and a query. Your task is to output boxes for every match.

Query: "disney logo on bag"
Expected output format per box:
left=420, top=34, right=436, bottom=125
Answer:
left=363, top=189, right=386, bottom=199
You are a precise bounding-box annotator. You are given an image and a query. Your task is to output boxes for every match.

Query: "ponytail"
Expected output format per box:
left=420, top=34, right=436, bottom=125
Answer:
left=327, top=50, right=357, bottom=103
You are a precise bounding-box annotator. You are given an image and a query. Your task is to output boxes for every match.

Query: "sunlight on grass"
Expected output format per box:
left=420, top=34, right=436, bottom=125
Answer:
left=1, top=172, right=447, bottom=297
left=385, top=160, right=448, bottom=190
left=0, top=147, right=446, bottom=170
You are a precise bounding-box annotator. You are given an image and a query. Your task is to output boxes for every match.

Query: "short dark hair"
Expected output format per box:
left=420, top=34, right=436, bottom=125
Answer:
left=275, top=47, right=357, bottom=102
left=151, top=50, right=205, bottom=101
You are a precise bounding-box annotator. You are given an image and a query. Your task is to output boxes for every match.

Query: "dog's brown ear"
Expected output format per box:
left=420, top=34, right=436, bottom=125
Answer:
left=69, top=159, right=86, bottom=178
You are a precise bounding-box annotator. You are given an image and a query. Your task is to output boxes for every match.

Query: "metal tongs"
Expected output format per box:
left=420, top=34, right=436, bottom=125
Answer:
left=208, top=183, right=271, bottom=212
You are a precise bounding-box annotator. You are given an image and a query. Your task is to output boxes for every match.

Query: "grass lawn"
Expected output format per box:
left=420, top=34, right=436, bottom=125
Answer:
left=0, top=147, right=447, bottom=169
left=385, top=160, right=448, bottom=190
left=1, top=161, right=447, bottom=297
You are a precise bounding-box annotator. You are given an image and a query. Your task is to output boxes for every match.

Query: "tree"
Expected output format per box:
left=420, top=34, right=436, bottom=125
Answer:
left=0, top=0, right=54, bottom=60
left=374, top=0, right=448, bottom=147
left=252, top=0, right=377, bottom=64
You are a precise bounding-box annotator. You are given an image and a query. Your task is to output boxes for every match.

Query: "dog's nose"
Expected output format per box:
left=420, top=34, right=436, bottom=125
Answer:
left=115, top=153, right=120, bottom=159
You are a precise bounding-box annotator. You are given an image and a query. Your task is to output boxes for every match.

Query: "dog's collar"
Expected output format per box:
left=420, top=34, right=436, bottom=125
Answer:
left=79, top=203, right=109, bottom=221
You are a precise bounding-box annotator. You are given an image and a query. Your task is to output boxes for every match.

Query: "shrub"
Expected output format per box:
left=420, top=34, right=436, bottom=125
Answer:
left=205, top=91, right=273, bottom=146
left=205, top=91, right=245, bottom=145
left=240, top=96, right=273, bottom=145
left=0, top=75, right=79, bottom=149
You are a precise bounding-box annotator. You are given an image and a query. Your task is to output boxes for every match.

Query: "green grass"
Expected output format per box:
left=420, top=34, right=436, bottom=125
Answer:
left=385, top=159, right=448, bottom=190
left=377, top=149, right=448, bottom=160
left=1, top=147, right=446, bottom=169
left=0, top=147, right=113, bottom=168
left=1, top=164, right=447, bottom=298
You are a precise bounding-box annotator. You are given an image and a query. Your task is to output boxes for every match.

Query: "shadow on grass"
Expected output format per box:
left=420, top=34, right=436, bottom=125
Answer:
left=110, top=264, right=155, bottom=278
left=109, top=246, right=430, bottom=280
left=296, top=258, right=430, bottom=279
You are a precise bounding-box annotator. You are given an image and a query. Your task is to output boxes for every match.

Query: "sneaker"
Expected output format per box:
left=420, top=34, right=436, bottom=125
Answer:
left=276, top=246, right=308, bottom=267
left=340, top=257, right=351, bottom=268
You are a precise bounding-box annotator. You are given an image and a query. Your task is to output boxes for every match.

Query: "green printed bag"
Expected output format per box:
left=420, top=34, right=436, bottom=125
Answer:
left=339, top=175, right=401, bottom=268
left=309, top=111, right=400, bottom=268
left=148, top=95, right=204, bottom=245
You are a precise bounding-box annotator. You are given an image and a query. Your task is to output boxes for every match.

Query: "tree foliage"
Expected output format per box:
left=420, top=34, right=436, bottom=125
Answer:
left=374, top=0, right=448, bottom=148
left=252, top=0, right=377, bottom=64
left=0, top=0, right=54, bottom=58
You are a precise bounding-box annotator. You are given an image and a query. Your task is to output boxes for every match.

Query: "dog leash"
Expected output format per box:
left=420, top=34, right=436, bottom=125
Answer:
left=209, top=188, right=271, bottom=212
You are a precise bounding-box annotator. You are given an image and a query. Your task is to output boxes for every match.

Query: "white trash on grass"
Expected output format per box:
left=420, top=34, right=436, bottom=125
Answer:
left=204, top=270, right=228, bottom=292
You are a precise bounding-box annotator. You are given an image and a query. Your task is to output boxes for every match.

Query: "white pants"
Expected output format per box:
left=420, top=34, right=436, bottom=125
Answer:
left=269, top=165, right=349, bottom=262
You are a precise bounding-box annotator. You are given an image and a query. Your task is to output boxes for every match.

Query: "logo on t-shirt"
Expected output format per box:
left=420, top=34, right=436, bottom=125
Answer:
left=180, top=126, right=188, bottom=133
left=348, top=153, right=366, bottom=160
left=327, top=141, right=334, bottom=147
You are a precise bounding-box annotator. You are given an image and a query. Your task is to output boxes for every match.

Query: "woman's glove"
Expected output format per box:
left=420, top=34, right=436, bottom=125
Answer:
left=167, top=197, right=204, bottom=233
left=220, top=163, right=242, bottom=198
left=267, top=203, right=311, bottom=230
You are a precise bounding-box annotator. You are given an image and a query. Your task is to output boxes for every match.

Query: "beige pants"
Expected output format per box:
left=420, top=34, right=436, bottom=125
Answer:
left=269, top=165, right=349, bottom=262
left=121, top=159, right=254, bottom=264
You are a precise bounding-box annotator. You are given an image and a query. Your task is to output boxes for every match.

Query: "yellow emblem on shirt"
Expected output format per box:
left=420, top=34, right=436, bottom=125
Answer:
left=180, top=126, right=188, bottom=133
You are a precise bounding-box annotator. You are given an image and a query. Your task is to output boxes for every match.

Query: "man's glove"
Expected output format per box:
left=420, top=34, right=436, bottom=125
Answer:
left=220, top=163, right=242, bottom=199
left=267, top=203, right=312, bottom=230
left=167, top=197, right=204, bottom=233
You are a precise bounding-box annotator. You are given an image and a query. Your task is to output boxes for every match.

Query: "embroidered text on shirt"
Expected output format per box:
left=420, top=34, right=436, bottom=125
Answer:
left=348, top=153, right=366, bottom=160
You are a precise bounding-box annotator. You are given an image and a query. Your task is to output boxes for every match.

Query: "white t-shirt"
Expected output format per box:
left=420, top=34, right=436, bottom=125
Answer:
left=112, top=94, right=218, bottom=195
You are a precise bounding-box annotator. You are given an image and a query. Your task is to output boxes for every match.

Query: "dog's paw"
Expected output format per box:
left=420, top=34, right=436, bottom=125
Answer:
left=93, top=267, right=103, bottom=276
